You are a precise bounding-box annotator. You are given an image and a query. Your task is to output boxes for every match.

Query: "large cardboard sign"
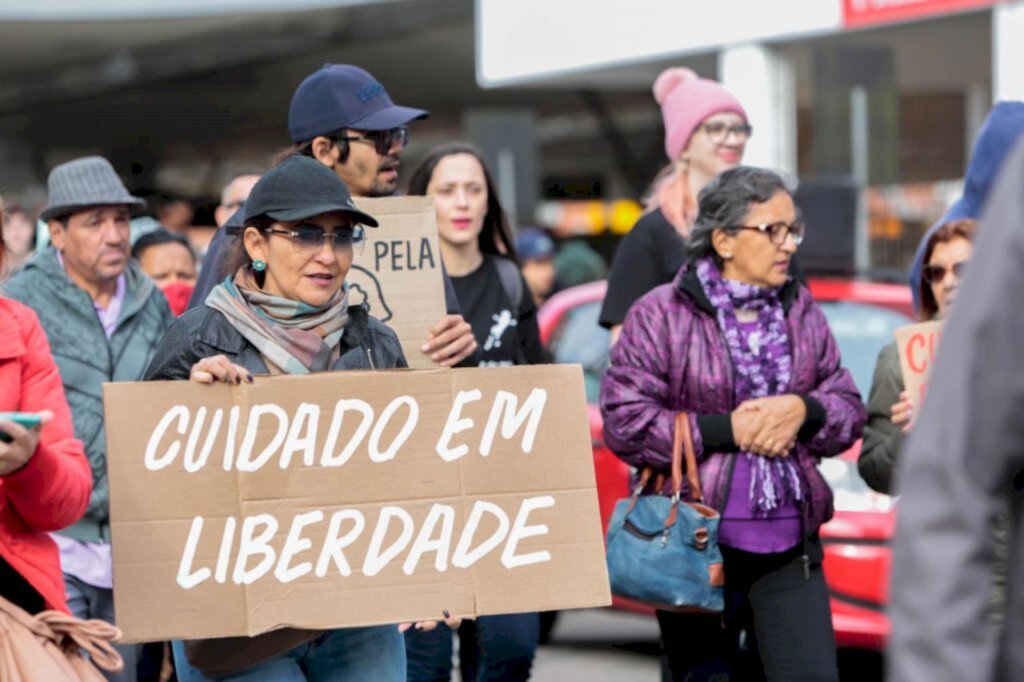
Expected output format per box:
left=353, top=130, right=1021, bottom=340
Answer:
left=103, top=367, right=610, bottom=642
left=894, top=320, right=943, bottom=409
left=350, top=197, right=446, bottom=369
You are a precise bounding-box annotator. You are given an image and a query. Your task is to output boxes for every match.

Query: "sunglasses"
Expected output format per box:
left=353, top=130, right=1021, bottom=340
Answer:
left=340, top=127, right=409, bottom=155
left=922, top=261, right=967, bottom=284
left=726, top=221, right=805, bottom=246
left=264, top=224, right=366, bottom=255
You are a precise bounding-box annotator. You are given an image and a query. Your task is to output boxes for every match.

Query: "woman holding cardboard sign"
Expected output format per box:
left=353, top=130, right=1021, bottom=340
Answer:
left=601, top=167, right=866, bottom=681
left=145, top=156, right=416, bottom=681
left=858, top=219, right=976, bottom=495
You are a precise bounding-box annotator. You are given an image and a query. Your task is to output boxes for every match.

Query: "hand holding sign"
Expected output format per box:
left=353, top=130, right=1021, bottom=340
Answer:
left=891, top=390, right=913, bottom=433
left=894, top=321, right=944, bottom=412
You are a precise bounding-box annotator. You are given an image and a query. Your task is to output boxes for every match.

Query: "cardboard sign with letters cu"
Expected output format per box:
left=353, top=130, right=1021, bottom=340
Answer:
left=103, top=366, right=611, bottom=642
left=893, top=320, right=943, bottom=409
left=349, top=196, right=446, bottom=369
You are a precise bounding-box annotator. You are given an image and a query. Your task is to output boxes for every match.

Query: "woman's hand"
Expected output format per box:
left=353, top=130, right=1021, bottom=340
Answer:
left=0, top=410, right=52, bottom=476
left=398, top=612, right=464, bottom=633
left=423, top=315, right=478, bottom=368
left=891, top=390, right=913, bottom=433
left=732, top=395, right=806, bottom=458
left=189, top=355, right=253, bottom=384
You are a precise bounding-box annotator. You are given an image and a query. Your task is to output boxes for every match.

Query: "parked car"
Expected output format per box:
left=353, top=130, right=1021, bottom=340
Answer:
left=538, top=278, right=913, bottom=650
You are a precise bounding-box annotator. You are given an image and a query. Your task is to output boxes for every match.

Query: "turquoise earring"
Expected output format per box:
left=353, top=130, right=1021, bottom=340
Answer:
left=252, top=259, right=267, bottom=272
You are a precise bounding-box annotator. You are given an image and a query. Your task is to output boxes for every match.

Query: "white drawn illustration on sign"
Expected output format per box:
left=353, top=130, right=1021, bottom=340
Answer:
left=484, top=310, right=516, bottom=351
left=347, top=265, right=394, bottom=322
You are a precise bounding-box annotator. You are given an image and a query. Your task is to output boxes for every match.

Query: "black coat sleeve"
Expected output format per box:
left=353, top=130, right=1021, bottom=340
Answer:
left=144, top=310, right=213, bottom=381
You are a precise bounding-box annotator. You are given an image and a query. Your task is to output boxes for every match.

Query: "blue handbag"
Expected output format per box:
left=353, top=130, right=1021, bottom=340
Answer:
left=605, top=413, right=724, bottom=612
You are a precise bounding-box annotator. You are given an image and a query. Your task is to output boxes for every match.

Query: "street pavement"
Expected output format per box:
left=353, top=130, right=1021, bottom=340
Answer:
left=527, top=607, right=885, bottom=681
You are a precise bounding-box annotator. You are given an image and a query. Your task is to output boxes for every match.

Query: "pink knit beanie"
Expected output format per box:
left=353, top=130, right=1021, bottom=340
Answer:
left=654, top=67, right=747, bottom=162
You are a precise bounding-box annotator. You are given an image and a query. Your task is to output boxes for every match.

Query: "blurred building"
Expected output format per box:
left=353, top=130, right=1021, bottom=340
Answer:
left=0, top=0, right=1020, bottom=273
left=478, top=0, right=1024, bottom=274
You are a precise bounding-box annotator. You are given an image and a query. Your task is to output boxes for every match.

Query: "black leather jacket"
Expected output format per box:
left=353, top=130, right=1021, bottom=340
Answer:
left=144, top=303, right=407, bottom=381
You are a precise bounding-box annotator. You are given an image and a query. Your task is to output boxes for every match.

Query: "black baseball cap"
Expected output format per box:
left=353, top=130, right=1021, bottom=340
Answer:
left=288, top=64, right=429, bottom=143
left=235, top=156, right=379, bottom=231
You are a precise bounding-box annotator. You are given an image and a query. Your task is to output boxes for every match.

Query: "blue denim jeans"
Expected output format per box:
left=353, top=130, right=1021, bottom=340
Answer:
left=404, top=613, right=539, bottom=682
left=172, top=626, right=405, bottom=681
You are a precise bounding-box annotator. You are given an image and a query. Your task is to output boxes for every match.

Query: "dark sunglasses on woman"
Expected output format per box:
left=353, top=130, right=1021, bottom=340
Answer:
left=264, top=224, right=367, bottom=255
left=922, top=261, right=968, bottom=284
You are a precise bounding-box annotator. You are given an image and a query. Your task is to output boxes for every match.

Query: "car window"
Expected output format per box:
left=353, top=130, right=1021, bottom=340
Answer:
left=547, top=301, right=609, bottom=404
left=816, top=301, right=913, bottom=399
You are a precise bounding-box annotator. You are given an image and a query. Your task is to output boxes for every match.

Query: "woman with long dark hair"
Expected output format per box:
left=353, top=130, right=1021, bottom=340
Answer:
left=402, top=143, right=543, bottom=681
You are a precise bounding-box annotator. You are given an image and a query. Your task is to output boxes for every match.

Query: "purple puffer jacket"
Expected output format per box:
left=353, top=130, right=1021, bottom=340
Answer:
left=600, top=265, right=867, bottom=535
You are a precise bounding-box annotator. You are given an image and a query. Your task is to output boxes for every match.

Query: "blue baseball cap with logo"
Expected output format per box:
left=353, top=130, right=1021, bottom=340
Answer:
left=288, top=64, right=429, bottom=143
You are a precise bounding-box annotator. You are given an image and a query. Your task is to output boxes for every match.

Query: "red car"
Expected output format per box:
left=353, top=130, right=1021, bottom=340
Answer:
left=538, top=278, right=912, bottom=650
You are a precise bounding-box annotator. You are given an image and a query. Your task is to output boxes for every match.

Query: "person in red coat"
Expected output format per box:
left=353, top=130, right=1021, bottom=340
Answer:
left=1, top=203, right=91, bottom=615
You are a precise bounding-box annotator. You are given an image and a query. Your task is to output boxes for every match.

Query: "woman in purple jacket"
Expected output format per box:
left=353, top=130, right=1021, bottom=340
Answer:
left=601, top=166, right=866, bottom=681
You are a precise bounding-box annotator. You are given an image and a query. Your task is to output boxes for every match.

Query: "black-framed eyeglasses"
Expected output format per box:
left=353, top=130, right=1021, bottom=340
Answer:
left=264, top=224, right=366, bottom=254
left=701, top=122, right=753, bottom=144
left=726, top=221, right=805, bottom=246
left=922, top=261, right=967, bottom=284
left=339, top=127, right=409, bottom=155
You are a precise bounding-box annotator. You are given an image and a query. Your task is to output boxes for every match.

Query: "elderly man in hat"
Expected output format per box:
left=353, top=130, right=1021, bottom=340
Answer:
left=3, top=156, right=174, bottom=682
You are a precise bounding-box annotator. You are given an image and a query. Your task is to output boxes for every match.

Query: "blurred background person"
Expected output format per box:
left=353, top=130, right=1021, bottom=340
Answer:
left=553, top=238, right=606, bottom=292
left=889, top=137, right=1024, bottom=682
left=155, top=194, right=194, bottom=235
left=599, top=67, right=749, bottom=343
left=859, top=219, right=976, bottom=494
left=132, top=227, right=199, bottom=317
left=404, top=142, right=544, bottom=680
left=601, top=167, right=865, bottom=681
left=515, top=226, right=557, bottom=307
left=907, top=101, right=1024, bottom=313
left=1, top=198, right=92, bottom=619
left=214, top=172, right=261, bottom=228
left=2, top=203, right=37, bottom=272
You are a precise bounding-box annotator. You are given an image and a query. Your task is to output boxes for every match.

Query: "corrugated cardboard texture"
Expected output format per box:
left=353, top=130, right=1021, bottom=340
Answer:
left=350, top=196, right=446, bottom=369
left=103, top=366, right=610, bottom=642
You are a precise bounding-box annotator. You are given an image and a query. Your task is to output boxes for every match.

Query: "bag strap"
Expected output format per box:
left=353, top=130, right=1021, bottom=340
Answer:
left=39, top=611, right=124, bottom=674
left=0, top=593, right=123, bottom=674
left=493, top=256, right=524, bottom=311
left=628, top=412, right=702, bottom=507
left=674, top=412, right=704, bottom=503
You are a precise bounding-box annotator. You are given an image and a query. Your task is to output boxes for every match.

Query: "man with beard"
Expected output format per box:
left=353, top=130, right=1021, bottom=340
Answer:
left=191, top=64, right=477, bottom=367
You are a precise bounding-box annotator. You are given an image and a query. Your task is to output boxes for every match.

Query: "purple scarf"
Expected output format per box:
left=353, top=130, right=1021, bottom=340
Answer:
left=695, top=257, right=803, bottom=514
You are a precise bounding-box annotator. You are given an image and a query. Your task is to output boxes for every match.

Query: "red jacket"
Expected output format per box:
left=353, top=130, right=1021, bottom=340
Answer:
left=0, top=297, right=91, bottom=613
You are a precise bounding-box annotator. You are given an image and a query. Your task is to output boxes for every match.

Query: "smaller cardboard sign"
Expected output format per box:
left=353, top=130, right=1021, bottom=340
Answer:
left=350, top=197, right=446, bottom=369
left=894, top=320, right=943, bottom=410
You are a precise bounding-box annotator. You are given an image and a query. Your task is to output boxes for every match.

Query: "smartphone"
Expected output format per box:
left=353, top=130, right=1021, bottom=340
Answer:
left=0, top=412, right=43, bottom=443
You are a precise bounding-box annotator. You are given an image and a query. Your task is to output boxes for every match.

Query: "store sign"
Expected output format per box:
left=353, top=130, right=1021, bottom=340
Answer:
left=842, top=0, right=1001, bottom=28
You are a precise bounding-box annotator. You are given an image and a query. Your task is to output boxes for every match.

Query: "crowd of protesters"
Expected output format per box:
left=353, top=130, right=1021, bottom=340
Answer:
left=0, top=53, right=1022, bottom=682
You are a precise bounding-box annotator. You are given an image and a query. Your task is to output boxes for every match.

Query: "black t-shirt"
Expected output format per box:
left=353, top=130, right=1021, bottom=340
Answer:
left=599, top=208, right=684, bottom=329
left=450, top=255, right=546, bottom=367
left=0, top=555, right=44, bottom=614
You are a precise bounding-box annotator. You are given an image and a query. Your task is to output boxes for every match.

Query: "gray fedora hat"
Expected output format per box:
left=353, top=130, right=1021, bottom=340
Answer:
left=39, top=156, right=145, bottom=222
